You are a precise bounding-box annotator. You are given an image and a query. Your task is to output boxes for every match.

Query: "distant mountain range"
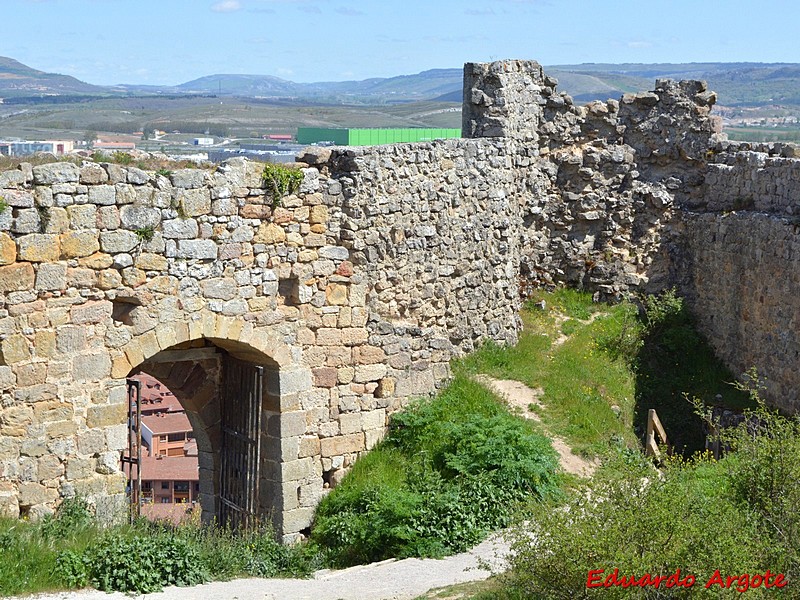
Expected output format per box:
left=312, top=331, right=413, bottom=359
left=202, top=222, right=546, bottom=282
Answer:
left=2, top=56, right=800, bottom=106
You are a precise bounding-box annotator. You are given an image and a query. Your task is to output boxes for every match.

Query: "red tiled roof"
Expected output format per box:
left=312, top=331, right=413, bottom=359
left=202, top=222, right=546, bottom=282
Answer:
left=130, top=373, right=184, bottom=413
left=139, top=455, right=199, bottom=481
left=142, top=412, right=193, bottom=435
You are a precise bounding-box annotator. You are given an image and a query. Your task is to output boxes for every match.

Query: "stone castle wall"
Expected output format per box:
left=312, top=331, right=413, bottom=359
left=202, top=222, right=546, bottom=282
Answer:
left=1, top=59, right=799, bottom=532
left=0, top=133, right=522, bottom=534
left=676, top=142, right=800, bottom=412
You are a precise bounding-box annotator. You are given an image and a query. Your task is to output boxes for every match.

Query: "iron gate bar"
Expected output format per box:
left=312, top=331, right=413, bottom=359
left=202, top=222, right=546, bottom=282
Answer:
left=122, top=378, right=142, bottom=523
left=219, top=356, right=263, bottom=529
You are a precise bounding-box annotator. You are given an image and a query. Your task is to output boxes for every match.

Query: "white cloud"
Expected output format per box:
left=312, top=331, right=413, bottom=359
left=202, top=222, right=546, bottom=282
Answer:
left=211, top=0, right=242, bottom=12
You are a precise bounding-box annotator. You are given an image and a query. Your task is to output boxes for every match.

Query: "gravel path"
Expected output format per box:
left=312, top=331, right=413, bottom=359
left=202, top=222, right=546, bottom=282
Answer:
left=20, top=534, right=510, bottom=600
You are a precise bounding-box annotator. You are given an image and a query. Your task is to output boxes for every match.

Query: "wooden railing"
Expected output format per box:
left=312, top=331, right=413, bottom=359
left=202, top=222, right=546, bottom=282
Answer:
left=645, top=409, right=669, bottom=459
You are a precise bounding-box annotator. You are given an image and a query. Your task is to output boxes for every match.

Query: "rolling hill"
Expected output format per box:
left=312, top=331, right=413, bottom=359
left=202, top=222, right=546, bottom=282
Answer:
left=2, top=55, right=800, bottom=110
left=0, top=56, right=106, bottom=97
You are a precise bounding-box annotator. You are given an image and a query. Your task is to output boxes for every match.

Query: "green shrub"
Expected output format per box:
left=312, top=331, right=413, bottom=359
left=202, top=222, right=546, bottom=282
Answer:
left=83, top=532, right=207, bottom=593
left=262, top=163, right=303, bottom=207
left=504, top=454, right=779, bottom=599
left=111, top=151, right=133, bottom=165
left=134, top=225, right=155, bottom=242
left=311, top=374, right=559, bottom=566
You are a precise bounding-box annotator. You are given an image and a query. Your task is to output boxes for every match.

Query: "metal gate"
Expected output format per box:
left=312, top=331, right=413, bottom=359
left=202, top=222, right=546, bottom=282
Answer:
left=219, top=355, right=264, bottom=529
left=122, top=378, right=142, bottom=523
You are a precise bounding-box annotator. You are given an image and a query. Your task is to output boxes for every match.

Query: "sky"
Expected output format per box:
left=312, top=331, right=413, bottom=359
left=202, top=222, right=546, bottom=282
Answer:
left=1, top=0, right=799, bottom=86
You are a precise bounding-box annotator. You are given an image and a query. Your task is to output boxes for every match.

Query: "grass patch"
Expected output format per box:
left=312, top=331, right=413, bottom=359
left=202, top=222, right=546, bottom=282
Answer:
left=459, top=289, right=637, bottom=458
left=310, top=374, right=560, bottom=567
left=501, top=397, right=800, bottom=598
left=460, top=288, right=751, bottom=459
left=0, top=499, right=320, bottom=596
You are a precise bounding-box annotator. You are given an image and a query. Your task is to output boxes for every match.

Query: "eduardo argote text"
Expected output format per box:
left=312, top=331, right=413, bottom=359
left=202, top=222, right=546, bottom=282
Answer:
left=587, top=568, right=788, bottom=593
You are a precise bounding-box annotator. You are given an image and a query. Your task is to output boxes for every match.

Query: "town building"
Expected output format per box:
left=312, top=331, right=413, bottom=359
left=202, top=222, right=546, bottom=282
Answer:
left=0, top=140, right=74, bottom=156
left=296, top=127, right=461, bottom=146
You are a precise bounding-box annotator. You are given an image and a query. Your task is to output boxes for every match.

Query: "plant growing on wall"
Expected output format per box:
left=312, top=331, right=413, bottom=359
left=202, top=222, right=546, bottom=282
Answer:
left=261, top=163, right=303, bottom=208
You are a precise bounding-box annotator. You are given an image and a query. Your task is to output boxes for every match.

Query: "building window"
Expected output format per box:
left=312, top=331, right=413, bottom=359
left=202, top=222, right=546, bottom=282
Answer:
left=160, top=497, right=171, bottom=503
left=161, top=481, right=170, bottom=490
left=174, top=482, right=189, bottom=492
left=167, top=433, right=185, bottom=443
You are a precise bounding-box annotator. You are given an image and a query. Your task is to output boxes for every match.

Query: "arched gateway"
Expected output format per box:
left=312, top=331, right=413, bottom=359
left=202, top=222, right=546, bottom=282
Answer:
left=122, top=316, right=297, bottom=529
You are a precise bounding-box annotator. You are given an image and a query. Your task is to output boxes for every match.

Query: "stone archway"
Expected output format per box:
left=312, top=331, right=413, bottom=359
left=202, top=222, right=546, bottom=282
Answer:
left=115, top=311, right=314, bottom=536
left=130, top=337, right=281, bottom=526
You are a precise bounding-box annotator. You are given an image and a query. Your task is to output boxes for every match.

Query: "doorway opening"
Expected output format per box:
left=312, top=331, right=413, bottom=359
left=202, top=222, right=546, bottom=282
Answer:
left=125, top=337, right=281, bottom=529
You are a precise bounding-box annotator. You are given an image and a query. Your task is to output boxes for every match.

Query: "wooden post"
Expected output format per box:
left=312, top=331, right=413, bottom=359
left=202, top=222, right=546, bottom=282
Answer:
left=645, top=408, right=668, bottom=458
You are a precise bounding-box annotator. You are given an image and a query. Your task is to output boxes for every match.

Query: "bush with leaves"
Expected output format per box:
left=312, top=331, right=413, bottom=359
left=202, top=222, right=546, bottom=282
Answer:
left=501, top=394, right=800, bottom=599
left=504, top=456, right=780, bottom=599
left=83, top=531, right=207, bottom=593
left=312, top=375, right=560, bottom=566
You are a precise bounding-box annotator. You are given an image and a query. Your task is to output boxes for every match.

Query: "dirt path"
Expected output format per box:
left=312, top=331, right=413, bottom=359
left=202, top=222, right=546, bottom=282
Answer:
left=20, top=534, right=510, bottom=600
left=476, top=375, right=597, bottom=478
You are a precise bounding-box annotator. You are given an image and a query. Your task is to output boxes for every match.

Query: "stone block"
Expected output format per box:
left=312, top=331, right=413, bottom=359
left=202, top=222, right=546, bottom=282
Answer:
left=312, top=367, right=337, bottom=388
left=77, top=428, right=106, bottom=455
left=80, top=163, right=108, bottom=184
left=355, top=345, right=386, bottom=364
left=177, top=239, right=217, bottom=259
left=66, top=457, right=94, bottom=480
left=365, top=428, right=386, bottom=450
left=79, top=252, right=113, bottom=269
left=315, top=328, right=342, bottom=346
left=32, top=163, right=79, bottom=185
left=71, top=300, right=112, bottom=325
left=73, top=352, right=112, bottom=382
left=1, top=334, right=31, bottom=364
left=66, top=267, right=97, bottom=288
left=162, top=218, right=199, bottom=239
left=320, top=432, right=365, bottom=457
left=362, top=409, right=386, bottom=430
left=0, top=366, right=15, bottom=390
left=66, top=204, right=98, bottom=229
left=38, top=455, right=64, bottom=480
left=127, top=167, right=149, bottom=185
left=88, top=184, right=117, bottom=205
left=0, top=404, right=34, bottom=435
left=97, top=206, right=120, bottom=229
left=98, top=269, right=122, bottom=290
left=18, top=482, right=50, bottom=507
left=298, top=435, right=320, bottom=458
left=325, top=283, right=348, bottom=305
left=171, top=169, right=206, bottom=189
left=339, top=412, right=362, bottom=435
left=309, top=204, right=328, bottom=225
left=281, top=507, right=315, bottom=534
left=281, top=457, right=314, bottom=482
left=279, top=369, right=313, bottom=394
left=254, top=222, right=286, bottom=244
left=0, top=262, right=34, bottom=293
left=99, top=230, right=138, bottom=253
left=201, top=277, right=237, bottom=300
left=395, top=370, right=436, bottom=398
left=35, top=262, right=67, bottom=291
left=0, top=233, right=16, bottom=265
left=14, top=362, right=47, bottom=387
left=354, top=364, right=387, bottom=383
left=86, top=403, right=127, bottom=429
left=135, top=252, right=168, bottom=271
left=18, top=234, right=60, bottom=262
left=341, top=328, right=369, bottom=346
left=178, top=189, right=211, bottom=216
left=120, top=205, right=161, bottom=230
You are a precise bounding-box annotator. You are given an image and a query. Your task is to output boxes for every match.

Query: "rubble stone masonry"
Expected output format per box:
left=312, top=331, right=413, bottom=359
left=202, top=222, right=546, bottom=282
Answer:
left=0, top=59, right=798, bottom=535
